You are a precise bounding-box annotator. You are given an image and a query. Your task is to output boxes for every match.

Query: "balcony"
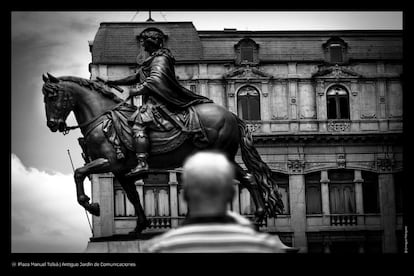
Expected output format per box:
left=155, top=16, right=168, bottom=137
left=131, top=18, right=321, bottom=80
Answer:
left=329, top=214, right=358, bottom=226
left=108, top=170, right=269, bottom=235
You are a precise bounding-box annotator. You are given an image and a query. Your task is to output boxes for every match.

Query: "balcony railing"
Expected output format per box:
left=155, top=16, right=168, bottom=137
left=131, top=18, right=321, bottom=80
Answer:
left=329, top=214, right=358, bottom=226
left=112, top=170, right=264, bottom=234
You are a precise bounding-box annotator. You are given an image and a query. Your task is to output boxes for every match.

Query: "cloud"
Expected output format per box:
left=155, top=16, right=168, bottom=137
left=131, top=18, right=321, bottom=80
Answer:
left=11, top=153, right=92, bottom=253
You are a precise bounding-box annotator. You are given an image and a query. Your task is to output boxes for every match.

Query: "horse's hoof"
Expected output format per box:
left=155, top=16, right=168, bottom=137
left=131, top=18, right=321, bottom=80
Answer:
left=86, top=203, right=100, bottom=216
left=77, top=195, right=90, bottom=205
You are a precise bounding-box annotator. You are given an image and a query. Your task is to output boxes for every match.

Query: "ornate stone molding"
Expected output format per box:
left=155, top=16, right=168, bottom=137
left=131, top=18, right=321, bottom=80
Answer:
left=337, top=154, right=346, bottom=169
left=272, top=115, right=289, bottom=120
left=376, top=158, right=395, bottom=172
left=300, top=114, right=317, bottom=119
left=327, top=120, right=351, bottom=132
left=361, top=113, right=377, bottom=119
left=223, top=64, right=274, bottom=81
left=246, top=123, right=262, bottom=133
left=312, top=64, right=362, bottom=80
left=287, top=160, right=306, bottom=173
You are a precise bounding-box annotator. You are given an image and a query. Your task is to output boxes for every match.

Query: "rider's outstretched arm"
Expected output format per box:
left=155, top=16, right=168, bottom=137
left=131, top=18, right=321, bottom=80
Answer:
left=107, top=73, right=139, bottom=86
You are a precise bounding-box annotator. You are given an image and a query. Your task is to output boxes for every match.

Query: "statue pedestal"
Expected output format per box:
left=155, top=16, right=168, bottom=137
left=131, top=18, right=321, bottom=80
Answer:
left=84, top=233, right=158, bottom=253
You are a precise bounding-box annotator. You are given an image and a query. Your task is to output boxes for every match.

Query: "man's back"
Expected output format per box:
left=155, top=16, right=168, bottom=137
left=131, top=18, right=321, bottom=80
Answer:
left=142, top=216, right=290, bottom=253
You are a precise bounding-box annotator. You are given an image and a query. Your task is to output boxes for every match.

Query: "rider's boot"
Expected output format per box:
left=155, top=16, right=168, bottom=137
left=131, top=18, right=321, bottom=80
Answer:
left=126, top=125, right=149, bottom=177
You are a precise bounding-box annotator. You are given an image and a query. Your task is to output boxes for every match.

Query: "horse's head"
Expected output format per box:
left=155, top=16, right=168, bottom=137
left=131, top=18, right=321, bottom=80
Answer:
left=42, top=73, right=74, bottom=133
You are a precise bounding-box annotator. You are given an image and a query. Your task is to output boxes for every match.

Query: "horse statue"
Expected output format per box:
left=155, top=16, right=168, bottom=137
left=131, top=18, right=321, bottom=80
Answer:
left=42, top=72, right=284, bottom=234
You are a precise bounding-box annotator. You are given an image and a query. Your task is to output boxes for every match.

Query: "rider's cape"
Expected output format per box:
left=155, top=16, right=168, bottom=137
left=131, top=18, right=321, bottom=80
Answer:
left=137, top=48, right=212, bottom=110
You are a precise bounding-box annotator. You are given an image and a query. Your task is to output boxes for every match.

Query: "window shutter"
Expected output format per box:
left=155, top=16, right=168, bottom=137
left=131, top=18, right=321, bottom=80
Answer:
left=241, top=46, right=254, bottom=62
left=330, top=45, right=343, bottom=63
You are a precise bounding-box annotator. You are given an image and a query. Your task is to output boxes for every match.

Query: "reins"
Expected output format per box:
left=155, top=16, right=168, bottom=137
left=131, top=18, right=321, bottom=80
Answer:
left=62, top=100, right=129, bottom=135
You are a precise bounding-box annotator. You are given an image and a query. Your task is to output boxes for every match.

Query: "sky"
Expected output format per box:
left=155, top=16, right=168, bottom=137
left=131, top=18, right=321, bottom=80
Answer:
left=11, top=11, right=403, bottom=253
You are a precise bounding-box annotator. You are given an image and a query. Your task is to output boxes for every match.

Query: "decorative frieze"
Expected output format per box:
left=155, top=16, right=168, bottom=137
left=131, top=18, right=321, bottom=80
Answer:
left=246, top=123, right=262, bottom=133
left=272, top=115, right=289, bottom=120
left=361, top=113, right=377, bottom=119
left=327, top=120, right=350, bottom=132
left=337, top=154, right=346, bottom=169
left=376, top=158, right=395, bottom=172
left=287, top=159, right=306, bottom=173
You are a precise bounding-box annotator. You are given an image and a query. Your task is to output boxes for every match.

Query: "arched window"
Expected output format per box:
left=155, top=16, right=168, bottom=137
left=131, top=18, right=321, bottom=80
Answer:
left=234, top=38, right=259, bottom=65
left=237, top=86, right=260, bottom=120
left=240, top=42, right=254, bottom=63
left=322, top=37, right=348, bottom=64
left=327, top=85, right=350, bottom=119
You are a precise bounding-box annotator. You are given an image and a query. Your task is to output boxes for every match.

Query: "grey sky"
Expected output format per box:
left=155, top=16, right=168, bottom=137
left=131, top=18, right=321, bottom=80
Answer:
left=11, top=11, right=402, bottom=252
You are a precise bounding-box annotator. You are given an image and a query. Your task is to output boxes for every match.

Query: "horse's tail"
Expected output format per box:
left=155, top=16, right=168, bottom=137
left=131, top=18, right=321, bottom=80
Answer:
left=234, top=114, right=284, bottom=217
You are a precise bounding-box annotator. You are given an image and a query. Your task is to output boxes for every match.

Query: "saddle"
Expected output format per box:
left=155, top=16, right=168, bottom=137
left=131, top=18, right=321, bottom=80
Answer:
left=102, top=103, right=209, bottom=157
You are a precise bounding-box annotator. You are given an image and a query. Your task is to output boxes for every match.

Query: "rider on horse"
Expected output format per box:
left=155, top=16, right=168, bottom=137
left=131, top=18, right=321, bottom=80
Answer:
left=105, top=27, right=212, bottom=177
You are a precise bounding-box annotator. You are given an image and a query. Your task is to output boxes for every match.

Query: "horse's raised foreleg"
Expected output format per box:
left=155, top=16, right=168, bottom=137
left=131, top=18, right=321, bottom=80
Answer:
left=74, top=158, right=111, bottom=216
left=114, top=174, right=148, bottom=235
left=233, top=163, right=266, bottom=225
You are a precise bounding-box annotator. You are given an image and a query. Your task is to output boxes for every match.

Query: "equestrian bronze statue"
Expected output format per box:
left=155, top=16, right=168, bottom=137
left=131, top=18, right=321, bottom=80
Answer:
left=42, top=27, right=283, bottom=234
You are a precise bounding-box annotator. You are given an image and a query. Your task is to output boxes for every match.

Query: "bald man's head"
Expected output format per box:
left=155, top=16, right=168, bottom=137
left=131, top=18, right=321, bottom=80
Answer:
left=182, top=151, right=235, bottom=214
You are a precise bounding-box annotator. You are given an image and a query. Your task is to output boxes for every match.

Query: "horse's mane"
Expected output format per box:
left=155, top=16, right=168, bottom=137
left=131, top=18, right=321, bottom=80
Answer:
left=58, top=76, right=124, bottom=103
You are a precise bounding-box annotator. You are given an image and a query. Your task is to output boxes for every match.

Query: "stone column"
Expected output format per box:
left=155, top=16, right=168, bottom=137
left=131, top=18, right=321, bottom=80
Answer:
left=354, top=170, right=364, bottom=225
left=227, top=81, right=236, bottom=114
left=92, top=173, right=114, bottom=237
left=378, top=172, right=397, bottom=253
left=135, top=179, right=144, bottom=207
left=199, top=80, right=209, bottom=98
left=315, top=80, right=327, bottom=132
left=232, top=180, right=240, bottom=214
left=289, top=80, right=298, bottom=120
left=261, top=81, right=271, bottom=120
left=289, top=172, right=307, bottom=252
left=320, top=170, right=330, bottom=225
left=169, top=171, right=179, bottom=228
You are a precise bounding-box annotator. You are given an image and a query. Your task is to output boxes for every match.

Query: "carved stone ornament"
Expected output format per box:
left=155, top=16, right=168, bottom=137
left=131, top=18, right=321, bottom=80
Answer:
left=376, top=158, right=394, bottom=171
left=337, top=154, right=346, bottom=169
left=312, top=64, right=362, bottom=80
left=223, top=64, right=274, bottom=80
left=287, top=160, right=306, bottom=173
left=246, top=123, right=262, bottom=133
left=327, top=120, right=350, bottom=132
left=361, top=113, right=377, bottom=119
left=272, top=114, right=289, bottom=120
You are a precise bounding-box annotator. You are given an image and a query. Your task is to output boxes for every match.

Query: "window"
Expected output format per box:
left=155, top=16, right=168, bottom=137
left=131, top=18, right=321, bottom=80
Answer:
left=323, top=37, right=348, bottom=64
left=237, top=86, right=261, bottom=120
left=272, top=172, right=289, bottom=215
left=327, top=85, right=350, bottom=119
left=329, top=170, right=356, bottom=214
left=241, top=44, right=254, bottom=63
left=190, top=85, right=197, bottom=93
left=329, top=44, right=343, bottom=63
left=362, top=171, right=380, bottom=214
left=234, top=38, right=259, bottom=65
left=305, top=172, right=322, bottom=214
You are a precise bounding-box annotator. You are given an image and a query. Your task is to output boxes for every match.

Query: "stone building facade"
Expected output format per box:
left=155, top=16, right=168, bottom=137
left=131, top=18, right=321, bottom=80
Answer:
left=87, top=21, right=404, bottom=253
